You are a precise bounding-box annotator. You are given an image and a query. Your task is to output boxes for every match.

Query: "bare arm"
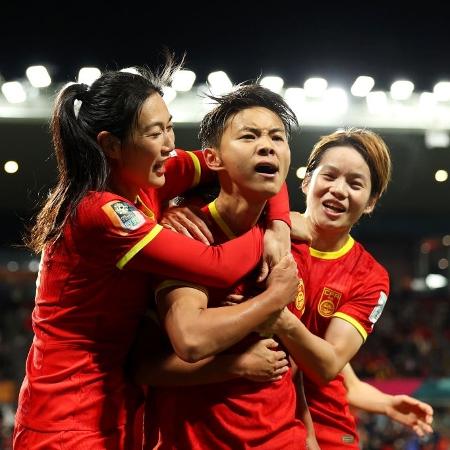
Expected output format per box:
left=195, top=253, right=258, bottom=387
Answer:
left=131, top=316, right=289, bottom=386
left=158, top=254, right=299, bottom=363
left=343, top=363, right=434, bottom=436
left=258, top=308, right=363, bottom=385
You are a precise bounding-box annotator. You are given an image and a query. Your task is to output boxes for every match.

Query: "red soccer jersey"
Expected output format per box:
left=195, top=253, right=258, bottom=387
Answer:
left=147, top=199, right=306, bottom=450
left=15, top=150, right=270, bottom=438
left=291, top=237, right=389, bottom=449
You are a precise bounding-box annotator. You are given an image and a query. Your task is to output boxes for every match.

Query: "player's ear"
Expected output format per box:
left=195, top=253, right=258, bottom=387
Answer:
left=204, top=147, right=225, bottom=172
left=364, top=195, right=377, bottom=214
left=97, top=131, right=121, bottom=160
left=301, top=174, right=311, bottom=195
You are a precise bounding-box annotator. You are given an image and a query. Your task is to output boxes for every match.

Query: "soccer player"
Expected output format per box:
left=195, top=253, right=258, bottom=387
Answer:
left=134, top=84, right=308, bottom=449
left=258, top=128, right=393, bottom=449
left=13, top=61, right=293, bottom=449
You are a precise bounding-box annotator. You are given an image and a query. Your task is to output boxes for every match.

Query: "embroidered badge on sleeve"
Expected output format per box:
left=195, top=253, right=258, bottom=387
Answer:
left=102, top=201, right=146, bottom=231
left=369, top=291, right=387, bottom=324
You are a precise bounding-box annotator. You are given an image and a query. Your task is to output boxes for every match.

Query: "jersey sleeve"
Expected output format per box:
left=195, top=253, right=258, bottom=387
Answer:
left=155, top=149, right=216, bottom=203
left=332, top=262, right=390, bottom=342
left=265, top=182, right=291, bottom=227
left=288, top=242, right=310, bottom=319
left=74, top=192, right=264, bottom=289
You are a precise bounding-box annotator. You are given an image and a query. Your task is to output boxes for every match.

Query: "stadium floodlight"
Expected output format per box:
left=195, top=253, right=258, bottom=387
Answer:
left=419, top=92, right=437, bottom=112
left=350, top=76, right=375, bottom=97
left=4, top=160, right=19, bottom=174
left=435, top=169, right=448, bottom=182
left=162, top=86, right=177, bottom=104
left=207, top=71, right=233, bottom=96
left=433, top=81, right=450, bottom=101
left=366, top=91, right=388, bottom=114
left=425, top=130, right=449, bottom=149
left=443, top=235, right=450, bottom=246
left=77, top=67, right=101, bottom=86
left=172, top=70, right=196, bottom=92
left=323, top=87, right=348, bottom=114
left=304, top=77, right=328, bottom=97
left=284, top=87, right=305, bottom=110
left=1, top=81, right=27, bottom=103
left=260, top=76, right=284, bottom=94
left=120, top=67, right=140, bottom=75
left=296, top=167, right=307, bottom=179
left=26, top=65, right=51, bottom=88
left=390, top=80, right=414, bottom=100
left=425, top=273, right=448, bottom=289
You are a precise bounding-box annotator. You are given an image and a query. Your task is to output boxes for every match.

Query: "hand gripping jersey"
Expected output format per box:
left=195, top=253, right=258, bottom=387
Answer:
left=15, top=149, right=290, bottom=444
left=290, top=237, right=389, bottom=449
left=147, top=200, right=306, bottom=450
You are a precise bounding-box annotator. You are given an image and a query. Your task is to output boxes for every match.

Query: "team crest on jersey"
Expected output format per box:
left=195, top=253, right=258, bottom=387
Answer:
left=369, top=291, right=388, bottom=324
left=102, top=201, right=146, bottom=231
left=295, top=278, right=306, bottom=315
left=318, top=287, right=342, bottom=317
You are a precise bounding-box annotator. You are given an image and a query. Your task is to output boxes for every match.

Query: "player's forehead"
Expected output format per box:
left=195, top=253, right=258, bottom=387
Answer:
left=225, top=107, right=286, bottom=134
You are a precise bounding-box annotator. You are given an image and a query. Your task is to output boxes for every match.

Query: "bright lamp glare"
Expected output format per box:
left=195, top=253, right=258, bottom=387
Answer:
left=1, top=81, right=27, bottom=103
left=260, top=76, right=284, bottom=93
left=296, top=167, right=307, bottom=179
left=162, top=86, right=177, bottom=104
left=77, top=67, right=101, bottom=86
left=4, top=161, right=19, bottom=174
left=390, top=80, right=414, bottom=100
left=425, top=273, right=448, bottom=289
left=435, top=170, right=448, bottom=182
left=350, top=76, right=375, bottom=97
left=323, top=88, right=348, bottom=114
left=172, top=70, right=196, bottom=92
left=207, top=71, right=233, bottom=96
left=433, top=81, right=450, bottom=101
left=120, top=67, right=140, bottom=75
left=304, top=78, right=328, bottom=97
left=366, top=91, right=388, bottom=114
left=26, top=65, right=51, bottom=88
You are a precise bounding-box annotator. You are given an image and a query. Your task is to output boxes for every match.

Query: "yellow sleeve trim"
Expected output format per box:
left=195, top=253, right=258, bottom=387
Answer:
left=310, top=236, right=355, bottom=260
left=187, top=151, right=201, bottom=188
left=333, top=311, right=368, bottom=342
left=208, top=200, right=236, bottom=240
left=116, top=224, right=163, bottom=269
left=154, top=279, right=208, bottom=302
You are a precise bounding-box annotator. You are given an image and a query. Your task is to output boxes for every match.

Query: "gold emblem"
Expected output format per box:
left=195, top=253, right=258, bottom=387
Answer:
left=318, top=287, right=342, bottom=317
left=295, top=278, right=306, bottom=316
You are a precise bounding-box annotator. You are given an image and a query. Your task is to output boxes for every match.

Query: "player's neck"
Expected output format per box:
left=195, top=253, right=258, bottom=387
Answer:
left=107, top=175, right=139, bottom=203
left=308, top=221, right=351, bottom=252
left=214, top=191, right=266, bottom=236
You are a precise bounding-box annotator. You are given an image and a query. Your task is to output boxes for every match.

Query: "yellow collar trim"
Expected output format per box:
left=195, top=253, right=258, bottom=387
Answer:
left=309, top=236, right=355, bottom=260
left=207, top=200, right=236, bottom=240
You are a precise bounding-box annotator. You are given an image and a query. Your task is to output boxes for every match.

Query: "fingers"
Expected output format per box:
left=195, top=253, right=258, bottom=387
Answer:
left=256, top=261, right=269, bottom=283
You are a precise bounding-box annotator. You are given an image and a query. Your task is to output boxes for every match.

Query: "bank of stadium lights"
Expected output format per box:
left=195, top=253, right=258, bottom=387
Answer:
left=77, top=67, right=101, bottom=86
left=25, top=65, right=51, bottom=88
left=260, top=76, right=284, bottom=94
left=1, top=81, right=27, bottom=103
left=350, top=76, right=375, bottom=97
left=284, top=87, right=306, bottom=112
left=207, top=71, right=232, bottom=96
left=425, top=130, right=450, bottom=149
left=172, top=70, right=196, bottom=92
left=390, top=80, right=414, bottom=101
left=323, top=88, right=348, bottom=115
left=425, top=273, right=448, bottom=290
left=296, top=166, right=307, bottom=179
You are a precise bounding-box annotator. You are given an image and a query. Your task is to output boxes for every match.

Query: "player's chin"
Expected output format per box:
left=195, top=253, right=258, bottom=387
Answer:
left=149, top=173, right=166, bottom=188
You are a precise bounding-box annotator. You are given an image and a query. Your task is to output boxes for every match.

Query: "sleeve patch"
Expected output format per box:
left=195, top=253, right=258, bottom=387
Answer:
left=102, top=201, right=146, bottom=231
left=369, top=291, right=387, bottom=324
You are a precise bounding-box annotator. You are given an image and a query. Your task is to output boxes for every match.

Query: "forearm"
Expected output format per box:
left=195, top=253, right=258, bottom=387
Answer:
left=168, top=288, right=285, bottom=362
left=135, top=351, right=241, bottom=386
left=277, top=318, right=344, bottom=384
left=346, top=380, right=392, bottom=414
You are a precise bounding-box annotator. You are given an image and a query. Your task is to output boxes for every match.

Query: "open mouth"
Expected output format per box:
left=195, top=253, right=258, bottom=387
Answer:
left=254, top=162, right=278, bottom=175
left=323, top=201, right=345, bottom=213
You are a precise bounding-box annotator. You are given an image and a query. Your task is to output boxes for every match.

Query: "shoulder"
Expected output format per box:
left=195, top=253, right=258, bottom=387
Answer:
left=352, top=242, right=389, bottom=291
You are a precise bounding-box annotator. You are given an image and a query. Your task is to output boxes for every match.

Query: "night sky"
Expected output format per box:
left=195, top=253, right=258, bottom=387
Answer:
left=2, top=2, right=450, bottom=92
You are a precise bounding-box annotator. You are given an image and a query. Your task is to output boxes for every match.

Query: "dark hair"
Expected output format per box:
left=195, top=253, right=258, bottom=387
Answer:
left=27, top=58, right=180, bottom=253
left=198, top=84, right=299, bottom=149
left=305, top=128, right=392, bottom=199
